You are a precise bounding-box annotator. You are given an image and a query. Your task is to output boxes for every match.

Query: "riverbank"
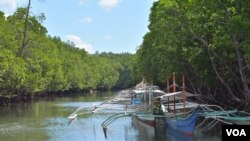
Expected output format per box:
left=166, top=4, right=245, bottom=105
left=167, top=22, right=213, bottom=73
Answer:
left=0, top=89, right=99, bottom=107
left=0, top=94, right=31, bottom=107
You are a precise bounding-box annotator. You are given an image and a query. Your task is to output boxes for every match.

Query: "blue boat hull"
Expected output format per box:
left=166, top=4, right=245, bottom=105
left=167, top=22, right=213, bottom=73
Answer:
left=165, top=111, right=198, bottom=136
left=132, top=110, right=198, bottom=136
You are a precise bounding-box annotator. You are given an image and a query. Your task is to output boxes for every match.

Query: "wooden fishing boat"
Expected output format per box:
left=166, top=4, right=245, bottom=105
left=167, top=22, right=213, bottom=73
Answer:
left=131, top=109, right=198, bottom=136
left=130, top=73, right=199, bottom=136
left=100, top=72, right=250, bottom=139
left=131, top=89, right=198, bottom=136
left=165, top=110, right=198, bottom=136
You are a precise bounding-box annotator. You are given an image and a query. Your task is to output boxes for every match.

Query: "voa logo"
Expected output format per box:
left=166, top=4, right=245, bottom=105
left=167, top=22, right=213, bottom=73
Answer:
left=226, top=129, right=246, bottom=136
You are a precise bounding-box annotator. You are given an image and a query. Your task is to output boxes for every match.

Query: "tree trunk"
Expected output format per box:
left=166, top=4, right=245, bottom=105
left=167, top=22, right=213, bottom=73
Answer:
left=18, top=0, right=31, bottom=56
left=197, top=37, right=241, bottom=102
left=232, top=34, right=250, bottom=99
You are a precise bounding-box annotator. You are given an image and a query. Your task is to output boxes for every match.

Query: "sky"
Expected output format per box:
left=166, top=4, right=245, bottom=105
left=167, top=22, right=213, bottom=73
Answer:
left=0, top=0, right=156, bottom=54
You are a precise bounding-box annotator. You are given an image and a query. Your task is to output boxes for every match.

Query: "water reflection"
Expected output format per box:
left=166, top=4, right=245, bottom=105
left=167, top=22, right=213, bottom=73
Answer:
left=0, top=92, right=221, bottom=141
left=166, top=130, right=194, bottom=141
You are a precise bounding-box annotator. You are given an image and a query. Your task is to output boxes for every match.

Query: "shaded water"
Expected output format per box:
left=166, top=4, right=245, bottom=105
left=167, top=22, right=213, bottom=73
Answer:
left=0, top=91, right=221, bottom=141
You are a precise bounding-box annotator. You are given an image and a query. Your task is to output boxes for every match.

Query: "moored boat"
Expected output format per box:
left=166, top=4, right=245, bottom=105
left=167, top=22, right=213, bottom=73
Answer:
left=165, top=110, right=198, bottom=136
left=131, top=107, right=198, bottom=136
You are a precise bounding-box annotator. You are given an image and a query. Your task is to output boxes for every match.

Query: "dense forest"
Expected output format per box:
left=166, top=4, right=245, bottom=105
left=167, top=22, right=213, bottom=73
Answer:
left=0, top=8, right=137, bottom=105
left=136, top=0, right=250, bottom=108
left=1, top=0, right=250, bottom=109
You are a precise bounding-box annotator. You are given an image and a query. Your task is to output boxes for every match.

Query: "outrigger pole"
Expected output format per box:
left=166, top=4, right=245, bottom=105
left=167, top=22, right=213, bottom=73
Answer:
left=167, top=79, right=170, bottom=111
left=173, top=72, right=176, bottom=113
left=182, top=73, right=186, bottom=113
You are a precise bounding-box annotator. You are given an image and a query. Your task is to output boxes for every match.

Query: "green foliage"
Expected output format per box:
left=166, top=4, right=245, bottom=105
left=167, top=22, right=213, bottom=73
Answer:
left=136, top=0, right=250, bottom=99
left=0, top=9, right=136, bottom=97
left=0, top=49, right=27, bottom=96
left=94, top=52, right=137, bottom=89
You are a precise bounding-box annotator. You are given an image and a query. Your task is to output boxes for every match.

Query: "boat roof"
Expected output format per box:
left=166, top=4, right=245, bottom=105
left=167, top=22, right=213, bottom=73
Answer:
left=132, top=89, right=146, bottom=94
left=154, top=91, right=182, bottom=98
left=154, top=91, right=196, bottom=99
left=131, top=89, right=165, bottom=94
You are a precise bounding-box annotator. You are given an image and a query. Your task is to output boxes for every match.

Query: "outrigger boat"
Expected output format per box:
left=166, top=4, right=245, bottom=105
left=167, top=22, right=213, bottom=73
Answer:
left=131, top=73, right=199, bottom=136
left=101, top=73, right=200, bottom=137
left=68, top=72, right=250, bottom=139
left=130, top=90, right=199, bottom=136
left=101, top=72, right=250, bottom=138
left=102, top=73, right=200, bottom=137
left=131, top=108, right=198, bottom=136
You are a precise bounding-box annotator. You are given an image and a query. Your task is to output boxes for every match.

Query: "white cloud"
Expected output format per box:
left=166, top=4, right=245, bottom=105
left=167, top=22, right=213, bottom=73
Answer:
left=80, top=17, right=93, bottom=23
left=0, top=0, right=26, bottom=15
left=104, top=35, right=112, bottom=40
left=0, top=0, right=17, bottom=9
left=98, top=0, right=120, bottom=10
left=65, top=35, right=93, bottom=53
left=78, top=0, right=86, bottom=6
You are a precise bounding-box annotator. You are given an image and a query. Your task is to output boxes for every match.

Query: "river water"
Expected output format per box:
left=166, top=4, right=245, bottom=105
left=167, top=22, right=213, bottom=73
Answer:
left=0, top=91, right=221, bottom=141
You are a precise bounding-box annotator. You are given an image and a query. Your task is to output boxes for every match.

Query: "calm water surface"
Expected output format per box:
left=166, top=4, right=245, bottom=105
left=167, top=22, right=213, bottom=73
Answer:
left=0, top=91, right=221, bottom=141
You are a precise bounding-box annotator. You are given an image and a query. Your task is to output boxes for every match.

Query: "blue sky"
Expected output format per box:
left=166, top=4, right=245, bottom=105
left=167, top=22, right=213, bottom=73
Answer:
left=0, top=0, right=155, bottom=54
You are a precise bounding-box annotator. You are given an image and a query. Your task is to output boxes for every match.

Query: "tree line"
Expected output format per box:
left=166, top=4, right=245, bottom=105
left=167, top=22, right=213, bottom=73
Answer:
left=2, top=0, right=250, bottom=109
left=135, top=0, right=250, bottom=107
left=0, top=8, right=137, bottom=101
